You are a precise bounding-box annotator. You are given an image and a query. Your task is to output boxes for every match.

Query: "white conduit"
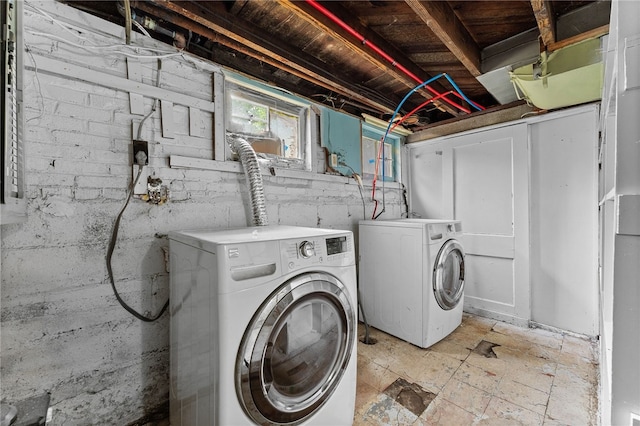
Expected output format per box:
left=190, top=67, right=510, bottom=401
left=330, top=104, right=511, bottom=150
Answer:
left=228, top=135, right=269, bottom=226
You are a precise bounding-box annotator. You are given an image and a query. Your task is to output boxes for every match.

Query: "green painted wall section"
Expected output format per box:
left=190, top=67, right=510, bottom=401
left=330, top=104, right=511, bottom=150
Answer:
left=321, top=107, right=362, bottom=176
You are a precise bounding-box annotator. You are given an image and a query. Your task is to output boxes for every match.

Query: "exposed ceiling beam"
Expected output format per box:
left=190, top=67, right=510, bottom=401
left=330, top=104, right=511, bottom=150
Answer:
left=404, top=0, right=482, bottom=77
left=531, top=0, right=556, bottom=48
left=275, top=0, right=460, bottom=116
left=407, top=101, right=533, bottom=142
left=141, top=0, right=397, bottom=114
left=548, top=24, right=609, bottom=53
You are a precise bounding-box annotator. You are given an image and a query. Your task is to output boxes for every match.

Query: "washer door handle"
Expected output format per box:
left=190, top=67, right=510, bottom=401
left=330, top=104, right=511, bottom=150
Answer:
left=231, top=263, right=277, bottom=281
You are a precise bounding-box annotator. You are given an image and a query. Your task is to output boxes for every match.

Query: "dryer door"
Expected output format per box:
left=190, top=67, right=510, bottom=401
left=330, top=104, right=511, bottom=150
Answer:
left=433, top=239, right=465, bottom=310
left=236, top=272, right=355, bottom=425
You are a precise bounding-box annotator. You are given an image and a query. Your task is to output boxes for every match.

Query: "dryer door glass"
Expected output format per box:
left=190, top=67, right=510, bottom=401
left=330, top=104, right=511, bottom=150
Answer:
left=433, top=239, right=465, bottom=310
left=236, top=272, right=355, bottom=425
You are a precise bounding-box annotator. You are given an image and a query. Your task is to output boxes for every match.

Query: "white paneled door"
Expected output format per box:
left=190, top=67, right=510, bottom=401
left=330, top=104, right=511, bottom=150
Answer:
left=405, top=124, right=530, bottom=324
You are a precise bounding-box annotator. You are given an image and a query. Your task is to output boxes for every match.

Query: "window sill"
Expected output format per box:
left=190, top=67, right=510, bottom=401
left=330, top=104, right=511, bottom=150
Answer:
left=169, top=155, right=403, bottom=189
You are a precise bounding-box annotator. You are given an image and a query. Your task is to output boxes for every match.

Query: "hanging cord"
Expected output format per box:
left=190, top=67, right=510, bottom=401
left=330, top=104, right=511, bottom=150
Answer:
left=371, top=73, right=444, bottom=219
left=371, top=139, right=385, bottom=219
left=106, top=167, right=169, bottom=321
left=357, top=286, right=372, bottom=344
left=355, top=175, right=366, bottom=220
left=137, top=59, right=162, bottom=141
left=106, top=60, right=168, bottom=322
left=337, top=163, right=371, bottom=342
left=369, top=73, right=483, bottom=220
left=338, top=162, right=367, bottom=219
left=370, top=92, right=450, bottom=220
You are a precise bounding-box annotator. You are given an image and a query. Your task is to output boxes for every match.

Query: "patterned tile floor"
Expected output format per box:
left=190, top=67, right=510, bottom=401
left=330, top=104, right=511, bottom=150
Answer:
left=354, top=313, right=599, bottom=426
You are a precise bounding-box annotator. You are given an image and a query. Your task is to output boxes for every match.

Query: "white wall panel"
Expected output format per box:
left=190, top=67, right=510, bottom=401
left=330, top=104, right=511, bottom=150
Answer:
left=530, top=108, right=599, bottom=336
left=405, top=123, right=529, bottom=325
left=406, top=106, right=599, bottom=332
left=454, top=139, right=513, bottom=236
left=464, top=255, right=514, bottom=305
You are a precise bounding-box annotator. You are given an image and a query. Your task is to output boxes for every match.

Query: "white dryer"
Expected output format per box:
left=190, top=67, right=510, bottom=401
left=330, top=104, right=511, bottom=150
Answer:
left=168, top=226, right=357, bottom=426
left=358, top=219, right=465, bottom=348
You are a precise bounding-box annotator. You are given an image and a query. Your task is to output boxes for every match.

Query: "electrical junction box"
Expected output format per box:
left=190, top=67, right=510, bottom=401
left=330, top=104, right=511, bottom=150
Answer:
left=329, top=153, right=338, bottom=168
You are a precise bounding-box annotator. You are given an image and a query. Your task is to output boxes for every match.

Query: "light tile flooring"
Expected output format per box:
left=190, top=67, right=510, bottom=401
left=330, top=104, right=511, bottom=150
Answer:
left=354, top=313, right=599, bottom=425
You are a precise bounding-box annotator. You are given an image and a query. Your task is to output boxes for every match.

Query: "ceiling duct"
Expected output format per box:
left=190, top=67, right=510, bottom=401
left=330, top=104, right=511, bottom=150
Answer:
left=510, top=36, right=604, bottom=110
left=476, top=0, right=611, bottom=107
left=476, top=28, right=541, bottom=105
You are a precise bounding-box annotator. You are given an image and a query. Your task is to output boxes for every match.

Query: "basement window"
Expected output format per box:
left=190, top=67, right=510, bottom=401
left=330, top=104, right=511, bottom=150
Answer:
left=361, top=124, right=401, bottom=182
left=225, top=78, right=310, bottom=169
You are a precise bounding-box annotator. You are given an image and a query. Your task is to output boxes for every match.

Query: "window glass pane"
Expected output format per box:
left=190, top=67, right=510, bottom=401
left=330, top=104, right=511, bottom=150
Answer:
left=226, top=83, right=305, bottom=162
left=229, top=95, right=269, bottom=134
left=362, top=136, right=394, bottom=180
left=362, top=136, right=377, bottom=177
left=271, top=109, right=299, bottom=159
left=382, top=142, right=393, bottom=179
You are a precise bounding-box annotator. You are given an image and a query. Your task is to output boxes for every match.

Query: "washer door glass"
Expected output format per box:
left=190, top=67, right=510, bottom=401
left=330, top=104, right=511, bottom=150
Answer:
left=433, top=239, right=465, bottom=310
left=236, top=272, right=355, bottom=425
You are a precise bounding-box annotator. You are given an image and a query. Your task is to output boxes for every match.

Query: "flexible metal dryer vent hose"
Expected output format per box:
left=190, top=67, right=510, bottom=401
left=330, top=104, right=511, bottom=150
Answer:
left=228, top=135, right=269, bottom=226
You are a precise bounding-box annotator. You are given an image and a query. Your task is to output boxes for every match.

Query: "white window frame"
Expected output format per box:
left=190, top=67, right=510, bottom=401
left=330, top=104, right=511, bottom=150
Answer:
left=361, top=124, right=402, bottom=182
left=220, top=73, right=314, bottom=171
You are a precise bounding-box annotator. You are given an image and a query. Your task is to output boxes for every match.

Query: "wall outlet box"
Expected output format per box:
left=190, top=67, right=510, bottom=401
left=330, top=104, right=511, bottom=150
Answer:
left=133, top=140, right=149, bottom=165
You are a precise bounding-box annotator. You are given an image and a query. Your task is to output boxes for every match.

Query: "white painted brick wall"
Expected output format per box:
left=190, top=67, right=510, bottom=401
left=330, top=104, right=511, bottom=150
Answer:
left=1, top=2, right=406, bottom=425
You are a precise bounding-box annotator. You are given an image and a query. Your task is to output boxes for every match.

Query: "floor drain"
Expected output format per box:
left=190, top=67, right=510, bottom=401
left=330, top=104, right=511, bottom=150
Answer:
left=360, top=336, right=377, bottom=345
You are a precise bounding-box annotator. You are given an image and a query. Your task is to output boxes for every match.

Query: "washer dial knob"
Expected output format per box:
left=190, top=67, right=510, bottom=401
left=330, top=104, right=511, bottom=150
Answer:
left=299, top=241, right=315, bottom=258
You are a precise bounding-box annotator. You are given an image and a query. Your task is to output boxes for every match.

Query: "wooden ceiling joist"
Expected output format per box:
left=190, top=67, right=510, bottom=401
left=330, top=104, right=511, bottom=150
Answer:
left=143, top=0, right=397, bottom=114
left=548, top=24, right=609, bottom=53
left=531, top=0, right=556, bottom=48
left=404, top=0, right=482, bottom=77
left=276, top=0, right=460, bottom=116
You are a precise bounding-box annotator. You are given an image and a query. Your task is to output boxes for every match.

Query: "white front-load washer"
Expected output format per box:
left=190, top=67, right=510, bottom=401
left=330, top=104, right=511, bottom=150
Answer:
left=358, top=219, right=465, bottom=348
left=168, top=226, right=357, bottom=426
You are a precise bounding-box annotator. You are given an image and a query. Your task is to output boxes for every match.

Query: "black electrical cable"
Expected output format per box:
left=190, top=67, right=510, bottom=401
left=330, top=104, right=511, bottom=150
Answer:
left=337, top=162, right=367, bottom=219
left=107, top=58, right=167, bottom=322
left=337, top=162, right=372, bottom=343
left=136, top=60, right=162, bottom=141
left=106, top=166, right=169, bottom=322
left=357, top=287, right=372, bottom=344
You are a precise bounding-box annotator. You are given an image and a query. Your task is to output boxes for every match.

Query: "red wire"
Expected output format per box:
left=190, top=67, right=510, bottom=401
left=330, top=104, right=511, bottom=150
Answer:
left=306, top=0, right=486, bottom=218
left=370, top=91, right=459, bottom=218
left=305, top=0, right=478, bottom=114
left=389, top=91, right=453, bottom=132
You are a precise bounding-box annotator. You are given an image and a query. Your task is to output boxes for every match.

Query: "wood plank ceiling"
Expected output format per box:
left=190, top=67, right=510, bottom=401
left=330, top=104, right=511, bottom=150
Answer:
left=65, top=0, right=609, bottom=129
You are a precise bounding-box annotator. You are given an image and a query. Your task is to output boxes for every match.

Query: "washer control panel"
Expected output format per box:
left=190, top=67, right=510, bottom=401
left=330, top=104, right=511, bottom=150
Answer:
left=282, top=234, right=354, bottom=270
left=429, top=221, right=462, bottom=241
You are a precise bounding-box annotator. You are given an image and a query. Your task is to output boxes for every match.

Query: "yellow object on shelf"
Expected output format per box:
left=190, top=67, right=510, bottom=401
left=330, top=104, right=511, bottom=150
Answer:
left=510, top=37, right=604, bottom=110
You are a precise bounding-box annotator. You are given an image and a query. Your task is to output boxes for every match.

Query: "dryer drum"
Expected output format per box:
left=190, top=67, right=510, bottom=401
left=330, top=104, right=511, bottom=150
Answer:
left=433, top=239, right=466, bottom=310
left=235, top=273, right=356, bottom=425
